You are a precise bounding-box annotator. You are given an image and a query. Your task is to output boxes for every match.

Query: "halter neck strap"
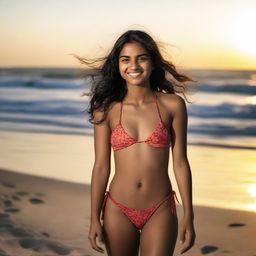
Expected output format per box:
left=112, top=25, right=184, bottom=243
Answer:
left=153, top=91, right=163, bottom=122
left=119, top=101, right=123, bottom=124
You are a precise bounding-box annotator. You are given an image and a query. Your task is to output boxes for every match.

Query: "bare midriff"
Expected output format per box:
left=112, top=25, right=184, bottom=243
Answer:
left=109, top=143, right=173, bottom=209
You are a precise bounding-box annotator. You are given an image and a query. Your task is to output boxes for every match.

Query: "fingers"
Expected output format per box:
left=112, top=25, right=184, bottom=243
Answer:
left=88, top=232, right=105, bottom=253
left=179, top=226, right=186, bottom=245
left=179, top=230, right=196, bottom=254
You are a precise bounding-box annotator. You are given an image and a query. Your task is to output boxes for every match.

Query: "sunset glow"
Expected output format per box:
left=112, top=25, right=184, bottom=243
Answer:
left=1, top=0, right=256, bottom=69
left=230, top=9, right=256, bottom=57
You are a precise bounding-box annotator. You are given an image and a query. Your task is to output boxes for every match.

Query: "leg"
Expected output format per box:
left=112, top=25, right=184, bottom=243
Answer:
left=102, top=195, right=140, bottom=256
left=139, top=195, right=178, bottom=256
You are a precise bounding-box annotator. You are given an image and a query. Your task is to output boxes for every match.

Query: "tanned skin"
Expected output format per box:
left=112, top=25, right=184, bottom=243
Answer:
left=88, top=41, right=195, bottom=256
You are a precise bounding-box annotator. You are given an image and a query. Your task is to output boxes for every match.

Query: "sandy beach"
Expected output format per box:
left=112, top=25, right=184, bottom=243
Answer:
left=0, top=124, right=256, bottom=256
left=1, top=167, right=256, bottom=256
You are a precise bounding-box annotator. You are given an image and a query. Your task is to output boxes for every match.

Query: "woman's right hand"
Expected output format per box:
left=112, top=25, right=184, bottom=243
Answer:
left=178, top=216, right=196, bottom=254
left=88, top=220, right=105, bottom=253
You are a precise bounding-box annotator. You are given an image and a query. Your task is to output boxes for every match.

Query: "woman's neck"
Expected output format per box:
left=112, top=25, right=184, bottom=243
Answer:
left=124, top=85, right=153, bottom=105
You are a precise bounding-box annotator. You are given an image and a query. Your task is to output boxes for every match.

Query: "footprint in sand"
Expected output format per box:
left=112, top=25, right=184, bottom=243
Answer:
left=8, top=227, right=32, bottom=237
left=228, top=223, right=246, bottom=227
left=1, top=182, right=15, bottom=188
left=12, top=195, right=20, bottom=201
left=47, top=241, right=73, bottom=255
left=4, top=208, right=20, bottom=213
left=19, top=238, right=73, bottom=255
left=201, top=245, right=219, bottom=254
left=3, top=199, right=13, bottom=207
left=0, top=222, right=13, bottom=228
left=42, top=231, right=50, bottom=237
left=29, top=198, right=44, bottom=204
left=15, top=191, right=29, bottom=196
left=1, top=198, right=21, bottom=213
left=0, top=213, right=13, bottom=229
left=0, top=215, right=74, bottom=255
left=11, top=195, right=21, bottom=201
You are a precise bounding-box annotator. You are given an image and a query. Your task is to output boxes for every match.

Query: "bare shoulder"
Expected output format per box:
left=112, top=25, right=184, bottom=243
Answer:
left=156, top=92, right=186, bottom=114
left=92, top=108, right=106, bottom=123
left=107, top=101, right=121, bottom=123
left=93, top=101, right=120, bottom=125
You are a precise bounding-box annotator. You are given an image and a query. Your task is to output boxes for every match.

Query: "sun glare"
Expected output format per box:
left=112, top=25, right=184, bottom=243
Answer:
left=245, top=185, right=256, bottom=211
left=230, top=10, right=256, bottom=57
left=248, top=184, right=256, bottom=197
left=248, top=96, right=256, bottom=105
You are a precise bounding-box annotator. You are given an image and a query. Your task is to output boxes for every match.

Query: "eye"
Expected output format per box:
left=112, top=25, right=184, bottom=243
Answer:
left=120, top=58, right=129, bottom=62
left=138, top=56, right=149, bottom=61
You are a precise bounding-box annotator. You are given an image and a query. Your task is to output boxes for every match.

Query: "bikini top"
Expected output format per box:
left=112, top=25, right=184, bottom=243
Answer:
left=110, top=91, right=172, bottom=151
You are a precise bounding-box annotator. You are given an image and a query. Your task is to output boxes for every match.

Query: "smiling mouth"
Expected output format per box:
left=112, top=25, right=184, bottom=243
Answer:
left=127, top=72, right=142, bottom=78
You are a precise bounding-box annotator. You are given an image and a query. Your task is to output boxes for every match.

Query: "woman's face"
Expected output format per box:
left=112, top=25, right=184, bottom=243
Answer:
left=118, top=41, right=153, bottom=88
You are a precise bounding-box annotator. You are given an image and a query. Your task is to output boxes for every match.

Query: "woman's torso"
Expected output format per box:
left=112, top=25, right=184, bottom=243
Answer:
left=107, top=92, right=174, bottom=208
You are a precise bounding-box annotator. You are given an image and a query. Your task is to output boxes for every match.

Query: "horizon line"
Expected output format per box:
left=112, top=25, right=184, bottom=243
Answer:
left=1, top=66, right=256, bottom=71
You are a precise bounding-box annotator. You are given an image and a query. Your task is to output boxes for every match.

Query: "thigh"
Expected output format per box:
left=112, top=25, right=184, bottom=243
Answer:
left=102, top=197, right=140, bottom=256
left=139, top=198, right=178, bottom=256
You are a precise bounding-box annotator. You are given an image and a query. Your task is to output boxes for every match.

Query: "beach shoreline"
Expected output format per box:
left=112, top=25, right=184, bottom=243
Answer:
left=1, top=130, right=255, bottom=213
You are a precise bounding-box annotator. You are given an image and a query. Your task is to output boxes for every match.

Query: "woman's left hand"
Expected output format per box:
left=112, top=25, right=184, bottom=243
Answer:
left=178, top=216, right=196, bottom=254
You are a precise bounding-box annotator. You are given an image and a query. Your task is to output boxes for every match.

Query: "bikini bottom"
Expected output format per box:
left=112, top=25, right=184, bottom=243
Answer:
left=101, top=190, right=179, bottom=230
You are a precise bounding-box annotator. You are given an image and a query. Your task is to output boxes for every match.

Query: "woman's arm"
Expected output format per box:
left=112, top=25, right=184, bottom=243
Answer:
left=171, top=95, right=196, bottom=254
left=88, top=109, right=111, bottom=253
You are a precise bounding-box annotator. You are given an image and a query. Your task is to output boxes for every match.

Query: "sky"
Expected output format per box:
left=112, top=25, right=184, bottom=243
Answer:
left=1, top=0, right=256, bottom=70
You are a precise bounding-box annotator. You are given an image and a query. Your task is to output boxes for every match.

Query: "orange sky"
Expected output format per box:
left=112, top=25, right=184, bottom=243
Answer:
left=1, top=0, right=256, bottom=70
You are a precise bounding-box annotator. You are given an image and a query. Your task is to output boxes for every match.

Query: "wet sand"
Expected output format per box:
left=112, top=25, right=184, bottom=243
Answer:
left=1, top=168, right=255, bottom=256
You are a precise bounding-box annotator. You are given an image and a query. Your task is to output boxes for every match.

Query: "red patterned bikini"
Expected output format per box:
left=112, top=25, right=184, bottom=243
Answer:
left=101, top=91, right=179, bottom=230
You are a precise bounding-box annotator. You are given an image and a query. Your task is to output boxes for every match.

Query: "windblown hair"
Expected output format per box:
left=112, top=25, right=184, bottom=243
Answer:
left=73, top=30, right=197, bottom=124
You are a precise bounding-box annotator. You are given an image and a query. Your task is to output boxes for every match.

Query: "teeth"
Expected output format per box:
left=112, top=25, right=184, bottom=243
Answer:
left=128, top=72, right=141, bottom=77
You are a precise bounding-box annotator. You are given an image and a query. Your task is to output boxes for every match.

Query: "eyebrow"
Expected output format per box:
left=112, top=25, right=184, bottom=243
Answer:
left=119, top=53, right=150, bottom=59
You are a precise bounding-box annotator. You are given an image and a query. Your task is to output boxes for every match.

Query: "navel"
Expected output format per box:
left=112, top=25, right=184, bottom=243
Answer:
left=137, top=182, right=142, bottom=188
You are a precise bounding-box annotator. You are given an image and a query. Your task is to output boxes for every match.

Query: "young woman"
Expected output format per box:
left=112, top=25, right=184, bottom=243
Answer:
left=79, top=30, right=196, bottom=256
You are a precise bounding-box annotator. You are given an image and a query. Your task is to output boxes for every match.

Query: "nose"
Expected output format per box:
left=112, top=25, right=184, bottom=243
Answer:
left=129, top=59, right=140, bottom=70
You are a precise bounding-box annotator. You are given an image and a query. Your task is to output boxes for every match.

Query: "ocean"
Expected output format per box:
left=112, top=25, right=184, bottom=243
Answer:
left=0, top=67, right=255, bottom=149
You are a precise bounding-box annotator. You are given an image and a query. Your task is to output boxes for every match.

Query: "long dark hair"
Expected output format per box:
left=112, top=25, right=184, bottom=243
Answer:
left=73, top=30, right=197, bottom=124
